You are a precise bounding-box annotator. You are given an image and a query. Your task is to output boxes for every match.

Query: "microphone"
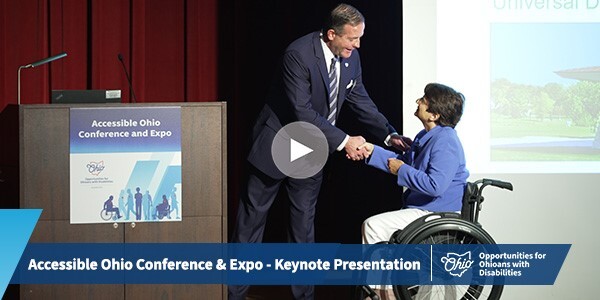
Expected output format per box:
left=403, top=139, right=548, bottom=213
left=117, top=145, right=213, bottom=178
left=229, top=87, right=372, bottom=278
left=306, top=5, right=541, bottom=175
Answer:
left=22, top=52, right=67, bottom=69
left=117, top=53, right=137, bottom=103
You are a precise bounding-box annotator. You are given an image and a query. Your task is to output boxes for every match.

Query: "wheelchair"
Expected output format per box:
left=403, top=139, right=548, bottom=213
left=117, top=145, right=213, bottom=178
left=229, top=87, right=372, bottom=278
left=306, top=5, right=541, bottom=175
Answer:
left=156, top=203, right=170, bottom=220
left=100, top=208, right=116, bottom=221
left=358, top=178, right=513, bottom=300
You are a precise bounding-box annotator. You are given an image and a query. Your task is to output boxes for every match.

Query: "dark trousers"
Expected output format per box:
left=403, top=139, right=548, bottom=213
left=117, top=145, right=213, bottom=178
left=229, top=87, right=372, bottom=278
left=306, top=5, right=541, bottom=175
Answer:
left=228, top=165, right=323, bottom=300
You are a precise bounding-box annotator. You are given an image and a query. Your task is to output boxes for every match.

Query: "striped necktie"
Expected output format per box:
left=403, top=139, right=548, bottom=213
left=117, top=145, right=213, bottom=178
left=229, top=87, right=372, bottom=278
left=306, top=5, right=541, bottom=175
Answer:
left=327, top=57, right=339, bottom=125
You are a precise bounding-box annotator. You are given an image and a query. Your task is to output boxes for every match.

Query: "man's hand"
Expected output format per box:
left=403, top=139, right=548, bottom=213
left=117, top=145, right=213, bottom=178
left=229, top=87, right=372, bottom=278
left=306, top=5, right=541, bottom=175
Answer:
left=390, top=134, right=413, bottom=152
left=387, top=158, right=404, bottom=175
left=345, top=136, right=367, bottom=161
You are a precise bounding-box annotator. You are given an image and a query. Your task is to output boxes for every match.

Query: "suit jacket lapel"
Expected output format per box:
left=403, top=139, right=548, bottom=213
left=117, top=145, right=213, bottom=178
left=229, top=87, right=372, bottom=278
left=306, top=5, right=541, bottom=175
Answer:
left=338, top=58, right=351, bottom=109
left=313, top=32, right=348, bottom=117
left=312, top=33, right=330, bottom=93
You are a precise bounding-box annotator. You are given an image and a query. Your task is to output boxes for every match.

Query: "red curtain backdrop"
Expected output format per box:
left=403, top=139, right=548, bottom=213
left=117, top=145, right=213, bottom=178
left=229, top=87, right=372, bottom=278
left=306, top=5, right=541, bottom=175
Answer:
left=0, top=0, right=218, bottom=110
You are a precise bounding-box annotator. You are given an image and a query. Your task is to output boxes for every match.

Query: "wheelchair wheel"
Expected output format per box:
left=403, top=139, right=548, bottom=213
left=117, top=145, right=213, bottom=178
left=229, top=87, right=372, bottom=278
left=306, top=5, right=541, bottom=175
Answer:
left=393, top=215, right=503, bottom=300
left=100, top=209, right=115, bottom=221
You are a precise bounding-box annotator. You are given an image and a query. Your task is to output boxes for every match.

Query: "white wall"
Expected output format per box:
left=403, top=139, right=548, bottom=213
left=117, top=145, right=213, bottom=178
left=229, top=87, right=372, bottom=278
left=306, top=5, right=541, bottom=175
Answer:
left=475, top=174, right=599, bottom=299
left=403, top=1, right=599, bottom=298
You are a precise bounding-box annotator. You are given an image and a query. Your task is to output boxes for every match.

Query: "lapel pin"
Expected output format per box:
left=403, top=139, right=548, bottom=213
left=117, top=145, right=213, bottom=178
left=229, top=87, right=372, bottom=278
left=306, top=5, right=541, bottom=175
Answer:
left=345, top=62, right=349, bottom=67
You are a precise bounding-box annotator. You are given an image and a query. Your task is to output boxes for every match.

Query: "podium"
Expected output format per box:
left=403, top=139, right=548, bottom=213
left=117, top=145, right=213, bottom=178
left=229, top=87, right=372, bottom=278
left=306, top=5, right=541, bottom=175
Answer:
left=8, top=102, right=227, bottom=299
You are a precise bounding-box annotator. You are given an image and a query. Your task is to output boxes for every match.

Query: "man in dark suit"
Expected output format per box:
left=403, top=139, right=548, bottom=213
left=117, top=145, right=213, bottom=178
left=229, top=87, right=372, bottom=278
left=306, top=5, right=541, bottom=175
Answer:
left=229, top=3, right=407, bottom=300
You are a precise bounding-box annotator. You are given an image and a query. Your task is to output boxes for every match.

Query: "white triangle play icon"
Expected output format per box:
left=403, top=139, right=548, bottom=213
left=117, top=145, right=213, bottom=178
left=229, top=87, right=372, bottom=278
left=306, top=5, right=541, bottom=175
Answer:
left=290, top=138, right=313, bottom=162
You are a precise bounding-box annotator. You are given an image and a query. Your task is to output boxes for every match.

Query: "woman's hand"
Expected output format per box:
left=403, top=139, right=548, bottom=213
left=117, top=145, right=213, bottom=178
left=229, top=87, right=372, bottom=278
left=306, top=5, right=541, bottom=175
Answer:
left=390, top=134, right=413, bottom=152
left=387, top=158, right=404, bottom=175
left=357, top=142, right=374, bottom=156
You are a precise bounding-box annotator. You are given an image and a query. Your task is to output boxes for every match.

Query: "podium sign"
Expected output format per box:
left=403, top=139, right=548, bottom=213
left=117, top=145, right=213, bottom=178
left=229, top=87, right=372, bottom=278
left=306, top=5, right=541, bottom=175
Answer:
left=69, top=107, right=182, bottom=224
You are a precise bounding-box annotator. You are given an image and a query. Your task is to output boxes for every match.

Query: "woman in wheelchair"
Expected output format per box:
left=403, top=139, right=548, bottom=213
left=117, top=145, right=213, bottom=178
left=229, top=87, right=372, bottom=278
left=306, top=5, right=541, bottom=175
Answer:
left=359, top=83, right=468, bottom=299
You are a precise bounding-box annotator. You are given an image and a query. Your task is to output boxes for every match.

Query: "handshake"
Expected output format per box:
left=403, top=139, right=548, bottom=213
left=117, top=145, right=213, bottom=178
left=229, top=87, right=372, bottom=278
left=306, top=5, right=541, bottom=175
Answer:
left=344, top=134, right=412, bottom=175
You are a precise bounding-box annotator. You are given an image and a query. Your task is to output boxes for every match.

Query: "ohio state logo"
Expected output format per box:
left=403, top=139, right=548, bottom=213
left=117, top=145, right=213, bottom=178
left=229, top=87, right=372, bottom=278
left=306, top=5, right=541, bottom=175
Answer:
left=441, top=251, right=473, bottom=277
left=86, top=161, right=105, bottom=176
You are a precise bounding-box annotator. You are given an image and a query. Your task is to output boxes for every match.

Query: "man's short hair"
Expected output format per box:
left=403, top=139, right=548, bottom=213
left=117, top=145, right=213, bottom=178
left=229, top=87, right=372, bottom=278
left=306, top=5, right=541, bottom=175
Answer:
left=322, top=3, right=365, bottom=36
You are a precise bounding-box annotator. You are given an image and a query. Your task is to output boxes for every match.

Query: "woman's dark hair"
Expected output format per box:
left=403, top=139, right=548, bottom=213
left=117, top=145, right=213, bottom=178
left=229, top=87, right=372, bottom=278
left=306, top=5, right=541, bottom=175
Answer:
left=322, top=3, right=364, bottom=36
left=423, top=83, right=465, bottom=128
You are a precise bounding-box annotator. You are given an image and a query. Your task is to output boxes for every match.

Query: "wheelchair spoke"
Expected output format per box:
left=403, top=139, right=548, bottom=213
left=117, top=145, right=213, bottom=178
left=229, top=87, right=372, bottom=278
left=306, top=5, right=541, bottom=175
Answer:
left=406, top=285, right=420, bottom=296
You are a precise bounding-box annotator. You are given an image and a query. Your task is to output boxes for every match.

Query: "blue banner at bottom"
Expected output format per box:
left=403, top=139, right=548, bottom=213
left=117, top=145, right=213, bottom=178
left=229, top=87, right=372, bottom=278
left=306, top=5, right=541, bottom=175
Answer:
left=11, top=243, right=569, bottom=285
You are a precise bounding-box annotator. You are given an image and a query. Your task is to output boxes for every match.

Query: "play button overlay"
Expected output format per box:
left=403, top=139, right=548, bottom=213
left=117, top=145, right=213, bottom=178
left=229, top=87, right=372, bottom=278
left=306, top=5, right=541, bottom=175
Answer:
left=290, top=138, right=313, bottom=162
left=271, top=121, right=329, bottom=179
